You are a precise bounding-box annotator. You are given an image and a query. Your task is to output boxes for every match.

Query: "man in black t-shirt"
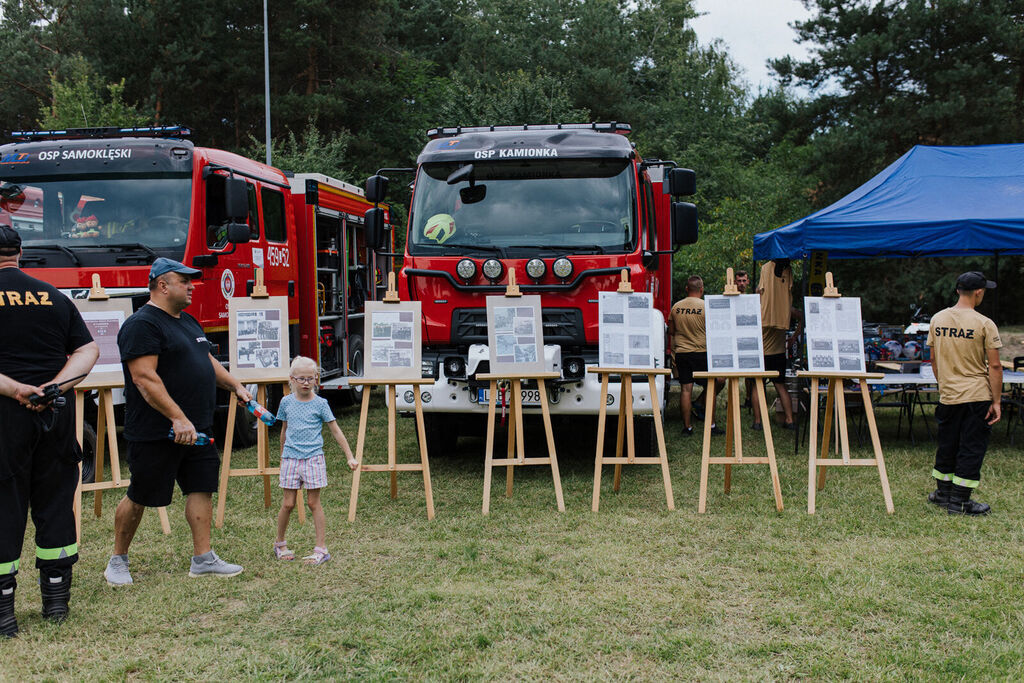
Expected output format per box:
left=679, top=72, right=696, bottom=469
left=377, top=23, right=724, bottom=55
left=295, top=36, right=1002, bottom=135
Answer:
left=104, top=258, right=252, bottom=587
left=0, top=226, right=99, bottom=638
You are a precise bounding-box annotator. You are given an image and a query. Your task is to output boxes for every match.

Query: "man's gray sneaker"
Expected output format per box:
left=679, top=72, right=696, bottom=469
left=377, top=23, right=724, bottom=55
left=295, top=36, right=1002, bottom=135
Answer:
left=104, top=554, right=133, bottom=586
left=188, top=551, right=243, bottom=578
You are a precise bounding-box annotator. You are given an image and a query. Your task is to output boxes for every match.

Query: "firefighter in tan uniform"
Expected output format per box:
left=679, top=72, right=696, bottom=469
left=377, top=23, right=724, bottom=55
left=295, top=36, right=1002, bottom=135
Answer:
left=926, top=271, right=1002, bottom=515
left=668, top=276, right=722, bottom=436
left=752, top=259, right=798, bottom=430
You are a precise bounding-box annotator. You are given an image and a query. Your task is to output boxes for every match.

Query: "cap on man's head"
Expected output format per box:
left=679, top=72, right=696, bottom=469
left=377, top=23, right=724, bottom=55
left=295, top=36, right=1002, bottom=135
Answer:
left=955, top=271, right=996, bottom=292
left=0, top=225, right=21, bottom=254
left=149, top=257, right=201, bottom=281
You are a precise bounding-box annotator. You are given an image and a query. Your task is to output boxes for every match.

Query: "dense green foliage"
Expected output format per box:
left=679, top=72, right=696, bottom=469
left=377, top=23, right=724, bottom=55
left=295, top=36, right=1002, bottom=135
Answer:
left=1, top=0, right=1021, bottom=320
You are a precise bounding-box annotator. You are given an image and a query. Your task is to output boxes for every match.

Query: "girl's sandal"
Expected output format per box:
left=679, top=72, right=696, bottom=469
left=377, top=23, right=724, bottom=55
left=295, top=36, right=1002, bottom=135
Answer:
left=273, top=541, right=295, bottom=561
left=302, top=547, right=331, bottom=565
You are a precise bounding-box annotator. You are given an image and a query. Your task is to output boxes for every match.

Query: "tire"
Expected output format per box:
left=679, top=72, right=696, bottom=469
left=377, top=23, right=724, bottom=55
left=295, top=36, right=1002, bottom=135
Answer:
left=345, top=334, right=364, bottom=406
left=80, top=422, right=97, bottom=484
left=421, top=413, right=459, bottom=455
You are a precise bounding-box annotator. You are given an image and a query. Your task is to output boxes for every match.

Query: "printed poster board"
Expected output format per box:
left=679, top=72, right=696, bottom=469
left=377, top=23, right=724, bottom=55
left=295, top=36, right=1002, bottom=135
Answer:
left=598, top=291, right=655, bottom=368
left=73, top=298, right=134, bottom=390
left=228, top=296, right=290, bottom=382
left=704, top=294, right=765, bottom=372
left=804, top=296, right=866, bottom=374
left=485, top=294, right=545, bottom=375
left=365, top=300, right=422, bottom=381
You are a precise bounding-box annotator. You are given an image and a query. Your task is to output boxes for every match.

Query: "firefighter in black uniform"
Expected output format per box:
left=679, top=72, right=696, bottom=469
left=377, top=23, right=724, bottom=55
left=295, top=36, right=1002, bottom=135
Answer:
left=0, top=225, right=98, bottom=638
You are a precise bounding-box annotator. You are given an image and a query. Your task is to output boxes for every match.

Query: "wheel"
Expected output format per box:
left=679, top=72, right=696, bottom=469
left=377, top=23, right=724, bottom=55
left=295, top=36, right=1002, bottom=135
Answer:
left=345, top=334, right=364, bottom=405
left=79, top=422, right=97, bottom=484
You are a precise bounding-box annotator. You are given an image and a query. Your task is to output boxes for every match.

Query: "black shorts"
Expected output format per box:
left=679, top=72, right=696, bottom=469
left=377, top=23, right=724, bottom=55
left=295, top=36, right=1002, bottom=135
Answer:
left=675, top=352, right=708, bottom=387
left=764, top=353, right=787, bottom=377
left=126, top=436, right=220, bottom=507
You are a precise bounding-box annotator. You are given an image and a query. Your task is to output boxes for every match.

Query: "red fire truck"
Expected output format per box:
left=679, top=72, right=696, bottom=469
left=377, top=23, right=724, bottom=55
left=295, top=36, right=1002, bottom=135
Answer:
left=0, top=126, right=387, bottom=453
left=362, top=122, right=697, bottom=452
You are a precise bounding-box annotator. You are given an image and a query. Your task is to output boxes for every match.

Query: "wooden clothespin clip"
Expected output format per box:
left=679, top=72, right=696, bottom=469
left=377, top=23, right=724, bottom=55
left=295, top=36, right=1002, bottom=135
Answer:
left=87, top=273, right=109, bottom=301
left=504, top=268, right=522, bottom=297
left=250, top=268, right=269, bottom=298
left=822, top=272, right=841, bottom=298
left=723, top=267, right=740, bottom=296
left=383, top=271, right=401, bottom=303
left=616, top=268, right=633, bottom=294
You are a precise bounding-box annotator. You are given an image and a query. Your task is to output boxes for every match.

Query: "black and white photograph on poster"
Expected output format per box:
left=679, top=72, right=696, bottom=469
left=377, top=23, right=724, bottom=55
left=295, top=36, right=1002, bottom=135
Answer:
left=839, top=356, right=862, bottom=372
left=514, top=317, right=535, bottom=336
left=255, top=347, right=280, bottom=369
left=372, top=321, right=392, bottom=339
left=237, top=312, right=260, bottom=338
left=598, top=291, right=654, bottom=368
left=372, top=345, right=389, bottom=363
left=389, top=350, right=412, bottom=367
left=257, top=319, right=280, bottom=341
left=494, top=306, right=516, bottom=333
left=805, top=296, right=865, bottom=373
left=391, top=322, right=413, bottom=341
left=703, top=294, right=765, bottom=372
left=736, top=336, right=760, bottom=351
left=712, top=354, right=735, bottom=369
left=486, top=294, right=545, bottom=374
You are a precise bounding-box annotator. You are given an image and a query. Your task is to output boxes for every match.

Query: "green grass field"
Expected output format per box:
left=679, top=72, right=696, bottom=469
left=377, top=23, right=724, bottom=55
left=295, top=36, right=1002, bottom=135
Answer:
left=5, top=389, right=1024, bottom=680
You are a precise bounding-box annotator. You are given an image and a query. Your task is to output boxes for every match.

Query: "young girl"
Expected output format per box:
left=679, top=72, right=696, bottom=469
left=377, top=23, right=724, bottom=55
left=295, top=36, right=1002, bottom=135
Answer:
left=274, top=356, right=357, bottom=565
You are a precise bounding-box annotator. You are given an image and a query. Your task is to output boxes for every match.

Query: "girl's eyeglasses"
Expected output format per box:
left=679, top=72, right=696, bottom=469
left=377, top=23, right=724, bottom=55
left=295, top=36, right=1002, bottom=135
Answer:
left=291, top=376, right=316, bottom=384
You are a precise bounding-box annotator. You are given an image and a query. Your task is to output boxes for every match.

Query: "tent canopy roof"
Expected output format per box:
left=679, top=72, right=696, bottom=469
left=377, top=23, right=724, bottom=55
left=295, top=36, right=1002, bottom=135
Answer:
left=753, top=144, right=1024, bottom=261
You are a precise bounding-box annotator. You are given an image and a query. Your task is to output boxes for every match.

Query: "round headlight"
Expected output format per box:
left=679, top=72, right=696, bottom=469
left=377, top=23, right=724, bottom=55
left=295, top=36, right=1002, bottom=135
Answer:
left=552, top=257, right=574, bottom=279
left=525, top=258, right=546, bottom=281
left=482, top=258, right=504, bottom=281
left=456, top=258, right=477, bottom=281
left=403, top=390, right=415, bottom=404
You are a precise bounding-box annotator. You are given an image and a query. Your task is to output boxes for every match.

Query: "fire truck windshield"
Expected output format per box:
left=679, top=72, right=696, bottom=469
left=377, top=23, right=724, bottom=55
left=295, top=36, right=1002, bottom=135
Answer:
left=408, top=159, right=636, bottom=255
left=0, top=173, right=192, bottom=264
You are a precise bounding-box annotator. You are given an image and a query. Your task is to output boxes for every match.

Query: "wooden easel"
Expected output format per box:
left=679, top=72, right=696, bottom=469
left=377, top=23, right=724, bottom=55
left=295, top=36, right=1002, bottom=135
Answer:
left=74, top=274, right=171, bottom=540
left=348, top=274, right=435, bottom=521
left=590, top=270, right=674, bottom=511
left=215, top=269, right=300, bottom=527
left=798, top=273, right=894, bottom=514
left=480, top=270, right=565, bottom=515
left=694, top=269, right=783, bottom=513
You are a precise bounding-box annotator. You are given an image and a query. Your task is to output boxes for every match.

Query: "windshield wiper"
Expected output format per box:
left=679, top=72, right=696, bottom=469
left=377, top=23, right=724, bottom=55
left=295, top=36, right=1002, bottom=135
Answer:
left=506, top=244, right=607, bottom=254
left=443, top=243, right=507, bottom=257
left=22, top=243, right=82, bottom=266
left=107, top=243, right=159, bottom=262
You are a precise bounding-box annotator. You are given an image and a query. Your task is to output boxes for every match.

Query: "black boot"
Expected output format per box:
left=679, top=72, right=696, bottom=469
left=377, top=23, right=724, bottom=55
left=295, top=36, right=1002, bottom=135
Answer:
left=0, top=575, right=16, bottom=638
left=39, top=566, right=72, bottom=623
left=928, top=479, right=952, bottom=506
left=947, top=485, right=991, bottom=516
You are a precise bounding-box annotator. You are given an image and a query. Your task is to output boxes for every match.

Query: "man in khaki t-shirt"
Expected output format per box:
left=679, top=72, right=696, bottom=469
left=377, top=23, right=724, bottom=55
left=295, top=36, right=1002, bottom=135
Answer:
left=926, top=271, right=1002, bottom=516
left=668, top=276, right=722, bottom=436
left=752, top=260, right=799, bottom=430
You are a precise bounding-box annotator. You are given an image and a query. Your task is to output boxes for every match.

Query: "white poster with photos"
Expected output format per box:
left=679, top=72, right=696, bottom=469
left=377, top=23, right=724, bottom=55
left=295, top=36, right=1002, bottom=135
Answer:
left=228, top=296, right=290, bottom=382
left=704, top=294, right=765, bottom=372
left=598, top=291, right=654, bottom=368
left=366, top=300, right=422, bottom=381
left=486, top=294, right=545, bottom=375
left=804, top=296, right=866, bottom=374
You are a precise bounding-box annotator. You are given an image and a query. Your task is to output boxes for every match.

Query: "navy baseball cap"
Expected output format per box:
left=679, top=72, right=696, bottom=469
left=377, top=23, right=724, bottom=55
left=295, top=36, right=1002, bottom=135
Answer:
left=149, top=257, right=201, bottom=280
left=955, top=271, right=996, bottom=291
left=0, top=225, right=21, bottom=253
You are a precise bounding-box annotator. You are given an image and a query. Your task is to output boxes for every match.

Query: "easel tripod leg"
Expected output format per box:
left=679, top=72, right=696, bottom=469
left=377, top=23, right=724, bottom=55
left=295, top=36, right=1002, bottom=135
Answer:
left=592, top=374, right=610, bottom=512
left=347, top=388, right=371, bottom=522
left=215, top=398, right=237, bottom=528
left=482, top=380, right=497, bottom=515
left=755, top=378, right=783, bottom=512
left=414, top=390, right=435, bottom=520
left=860, top=383, right=894, bottom=514
left=539, top=380, right=564, bottom=512
left=648, top=373, right=674, bottom=511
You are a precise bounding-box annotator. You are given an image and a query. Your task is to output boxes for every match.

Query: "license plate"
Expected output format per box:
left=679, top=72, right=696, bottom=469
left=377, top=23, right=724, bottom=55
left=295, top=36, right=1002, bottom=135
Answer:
left=478, top=388, right=542, bottom=406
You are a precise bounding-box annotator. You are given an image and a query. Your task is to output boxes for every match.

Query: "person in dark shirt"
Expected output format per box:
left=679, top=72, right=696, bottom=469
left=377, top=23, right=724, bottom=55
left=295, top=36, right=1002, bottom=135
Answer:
left=104, top=258, right=252, bottom=586
left=0, top=225, right=98, bottom=638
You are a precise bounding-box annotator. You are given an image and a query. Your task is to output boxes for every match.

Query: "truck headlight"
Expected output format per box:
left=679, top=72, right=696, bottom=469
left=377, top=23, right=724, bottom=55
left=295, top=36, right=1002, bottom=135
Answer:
left=456, top=258, right=477, bottom=281
left=525, top=258, right=546, bottom=281
left=482, top=258, right=504, bottom=281
left=552, top=257, right=573, bottom=279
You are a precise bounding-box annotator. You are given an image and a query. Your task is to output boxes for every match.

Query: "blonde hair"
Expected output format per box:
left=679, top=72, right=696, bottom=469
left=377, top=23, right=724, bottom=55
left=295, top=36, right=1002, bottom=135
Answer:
left=288, top=356, right=320, bottom=393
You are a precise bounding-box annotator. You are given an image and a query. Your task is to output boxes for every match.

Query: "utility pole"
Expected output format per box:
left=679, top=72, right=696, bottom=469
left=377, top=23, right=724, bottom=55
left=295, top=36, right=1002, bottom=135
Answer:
left=264, top=0, right=272, bottom=166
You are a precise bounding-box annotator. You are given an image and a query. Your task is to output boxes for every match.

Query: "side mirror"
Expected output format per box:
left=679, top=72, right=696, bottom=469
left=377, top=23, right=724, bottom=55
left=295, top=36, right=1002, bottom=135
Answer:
left=365, top=207, right=386, bottom=251
left=224, top=177, right=249, bottom=221
left=667, top=168, right=697, bottom=197
left=226, top=222, right=250, bottom=244
left=671, top=202, right=698, bottom=247
left=365, top=175, right=388, bottom=204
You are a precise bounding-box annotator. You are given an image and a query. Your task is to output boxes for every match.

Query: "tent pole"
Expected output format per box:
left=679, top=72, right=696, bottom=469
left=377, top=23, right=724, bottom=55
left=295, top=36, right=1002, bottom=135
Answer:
left=993, top=251, right=1000, bottom=323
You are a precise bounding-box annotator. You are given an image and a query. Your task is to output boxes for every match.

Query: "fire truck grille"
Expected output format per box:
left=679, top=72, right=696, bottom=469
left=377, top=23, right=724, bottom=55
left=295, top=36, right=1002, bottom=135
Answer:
left=451, top=308, right=585, bottom=346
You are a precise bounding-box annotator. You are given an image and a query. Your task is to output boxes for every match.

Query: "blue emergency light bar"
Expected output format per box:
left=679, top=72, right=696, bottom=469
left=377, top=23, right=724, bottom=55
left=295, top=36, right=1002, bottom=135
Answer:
left=426, top=122, right=631, bottom=139
left=9, top=125, right=192, bottom=142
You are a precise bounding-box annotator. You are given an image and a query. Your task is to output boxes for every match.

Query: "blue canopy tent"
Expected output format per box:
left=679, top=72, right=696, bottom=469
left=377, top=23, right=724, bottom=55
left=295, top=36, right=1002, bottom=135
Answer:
left=753, top=144, right=1024, bottom=260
